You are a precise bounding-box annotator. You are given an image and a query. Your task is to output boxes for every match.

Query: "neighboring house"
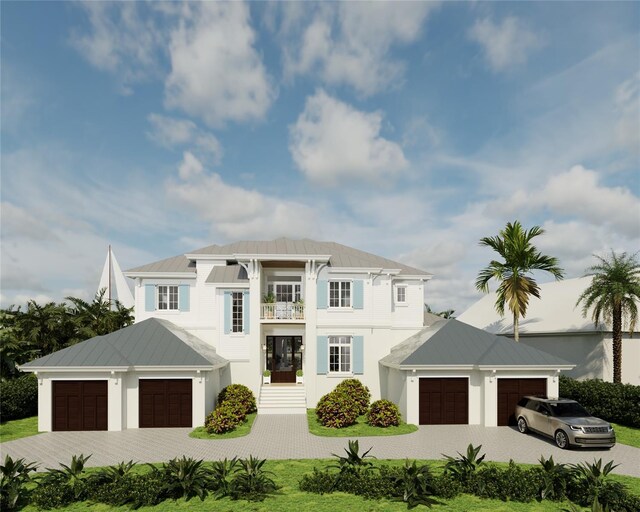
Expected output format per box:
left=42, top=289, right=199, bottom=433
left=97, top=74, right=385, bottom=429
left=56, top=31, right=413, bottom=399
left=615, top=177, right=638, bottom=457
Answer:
left=21, top=238, right=573, bottom=432
left=458, top=277, right=640, bottom=386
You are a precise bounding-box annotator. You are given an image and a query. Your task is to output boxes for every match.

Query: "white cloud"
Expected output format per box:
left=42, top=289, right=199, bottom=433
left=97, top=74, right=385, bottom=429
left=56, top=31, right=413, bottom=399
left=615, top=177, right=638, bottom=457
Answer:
left=289, top=90, right=408, bottom=185
left=277, top=2, right=437, bottom=95
left=614, top=72, right=640, bottom=154
left=70, top=2, right=162, bottom=94
left=178, top=151, right=204, bottom=180
left=147, top=113, right=222, bottom=165
left=165, top=2, right=275, bottom=126
left=468, top=16, right=542, bottom=71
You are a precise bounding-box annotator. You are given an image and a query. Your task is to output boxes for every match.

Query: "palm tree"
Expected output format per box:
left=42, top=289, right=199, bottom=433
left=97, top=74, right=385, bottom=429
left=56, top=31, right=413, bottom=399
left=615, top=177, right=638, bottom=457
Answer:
left=576, top=251, right=640, bottom=383
left=476, top=220, right=564, bottom=341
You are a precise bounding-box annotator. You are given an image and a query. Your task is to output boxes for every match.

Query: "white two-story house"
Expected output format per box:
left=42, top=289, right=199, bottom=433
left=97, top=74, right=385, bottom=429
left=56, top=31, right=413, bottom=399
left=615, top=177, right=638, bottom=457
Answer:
left=23, top=238, right=573, bottom=432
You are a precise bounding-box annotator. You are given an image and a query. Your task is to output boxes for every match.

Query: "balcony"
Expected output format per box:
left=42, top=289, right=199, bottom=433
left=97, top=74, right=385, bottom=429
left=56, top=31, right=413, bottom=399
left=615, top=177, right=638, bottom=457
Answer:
left=261, top=303, right=305, bottom=322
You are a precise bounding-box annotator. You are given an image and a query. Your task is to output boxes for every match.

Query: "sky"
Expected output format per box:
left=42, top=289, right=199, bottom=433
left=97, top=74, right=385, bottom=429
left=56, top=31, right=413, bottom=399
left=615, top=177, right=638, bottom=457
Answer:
left=1, top=1, right=639, bottom=314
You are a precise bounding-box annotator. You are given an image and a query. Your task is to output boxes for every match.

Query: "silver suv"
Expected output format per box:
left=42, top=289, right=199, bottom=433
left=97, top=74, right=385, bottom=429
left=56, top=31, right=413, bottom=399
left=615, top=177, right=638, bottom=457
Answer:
left=515, top=396, right=615, bottom=450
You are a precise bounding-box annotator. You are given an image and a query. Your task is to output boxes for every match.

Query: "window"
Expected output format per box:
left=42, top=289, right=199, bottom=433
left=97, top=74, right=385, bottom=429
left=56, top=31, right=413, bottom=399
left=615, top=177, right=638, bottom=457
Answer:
left=329, top=281, right=351, bottom=308
left=232, top=291, right=243, bottom=333
left=267, top=283, right=303, bottom=303
left=396, top=286, right=406, bottom=304
left=157, top=285, right=178, bottom=310
left=329, top=336, right=351, bottom=373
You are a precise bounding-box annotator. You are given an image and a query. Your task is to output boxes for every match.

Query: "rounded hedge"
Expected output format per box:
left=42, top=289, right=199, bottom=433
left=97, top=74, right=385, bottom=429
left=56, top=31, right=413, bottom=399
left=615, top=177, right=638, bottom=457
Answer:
left=366, top=399, right=401, bottom=427
left=0, top=375, right=38, bottom=422
left=205, top=401, right=246, bottom=434
left=217, top=384, right=257, bottom=415
left=316, top=391, right=359, bottom=428
left=334, top=379, right=370, bottom=416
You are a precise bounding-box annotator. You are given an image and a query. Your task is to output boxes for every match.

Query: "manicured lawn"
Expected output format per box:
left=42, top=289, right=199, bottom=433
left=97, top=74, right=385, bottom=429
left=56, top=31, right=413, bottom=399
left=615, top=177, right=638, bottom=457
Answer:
left=307, top=409, right=418, bottom=437
left=612, top=423, right=640, bottom=448
left=0, top=416, right=40, bottom=443
left=20, top=458, right=640, bottom=512
left=189, top=412, right=257, bottom=439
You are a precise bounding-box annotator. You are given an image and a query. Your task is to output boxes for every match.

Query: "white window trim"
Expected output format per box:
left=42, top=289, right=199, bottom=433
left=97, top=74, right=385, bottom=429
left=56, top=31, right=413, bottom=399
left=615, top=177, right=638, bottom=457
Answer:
left=157, top=285, right=179, bottom=311
left=231, top=290, right=244, bottom=334
left=395, top=284, right=408, bottom=306
left=328, top=335, right=353, bottom=374
left=328, top=279, right=353, bottom=309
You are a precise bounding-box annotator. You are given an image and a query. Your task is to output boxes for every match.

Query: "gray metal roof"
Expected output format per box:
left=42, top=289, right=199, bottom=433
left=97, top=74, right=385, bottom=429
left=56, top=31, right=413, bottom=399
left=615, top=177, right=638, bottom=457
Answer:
left=381, top=319, right=573, bottom=368
left=126, top=254, right=195, bottom=274
left=206, top=264, right=249, bottom=284
left=21, top=318, right=228, bottom=370
left=127, top=238, right=430, bottom=276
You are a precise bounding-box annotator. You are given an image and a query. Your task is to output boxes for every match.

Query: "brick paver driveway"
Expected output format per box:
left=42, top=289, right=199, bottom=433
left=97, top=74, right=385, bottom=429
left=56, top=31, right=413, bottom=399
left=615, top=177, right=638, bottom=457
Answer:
left=2, top=416, right=638, bottom=477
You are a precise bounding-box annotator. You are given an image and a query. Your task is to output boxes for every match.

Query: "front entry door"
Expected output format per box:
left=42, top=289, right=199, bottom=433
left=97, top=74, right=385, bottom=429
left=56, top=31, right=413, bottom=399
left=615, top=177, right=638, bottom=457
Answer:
left=266, top=336, right=302, bottom=383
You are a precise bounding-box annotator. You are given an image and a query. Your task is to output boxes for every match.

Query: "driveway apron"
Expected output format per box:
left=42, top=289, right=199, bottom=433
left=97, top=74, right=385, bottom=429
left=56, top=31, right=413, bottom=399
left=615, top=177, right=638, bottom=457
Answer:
left=2, top=416, right=639, bottom=477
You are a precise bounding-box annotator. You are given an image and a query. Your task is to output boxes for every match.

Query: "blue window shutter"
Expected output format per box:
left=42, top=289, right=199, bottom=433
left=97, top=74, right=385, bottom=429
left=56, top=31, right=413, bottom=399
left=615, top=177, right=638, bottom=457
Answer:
left=317, top=280, right=327, bottom=309
left=145, top=285, right=155, bottom=312
left=317, top=336, right=328, bottom=374
left=223, top=291, right=231, bottom=334
left=179, top=285, right=190, bottom=311
left=243, top=290, right=250, bottom=334
left=353, top=280, right=364, bottom=309
left=353, top=336, right=364, bottom=374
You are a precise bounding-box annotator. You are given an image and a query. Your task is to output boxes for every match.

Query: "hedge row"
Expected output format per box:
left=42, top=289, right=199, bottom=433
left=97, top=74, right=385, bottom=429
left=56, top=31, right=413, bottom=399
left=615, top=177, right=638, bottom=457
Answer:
left=559, top=376, right=640, bottom=428
left=0, top=375, right=37, bottom=422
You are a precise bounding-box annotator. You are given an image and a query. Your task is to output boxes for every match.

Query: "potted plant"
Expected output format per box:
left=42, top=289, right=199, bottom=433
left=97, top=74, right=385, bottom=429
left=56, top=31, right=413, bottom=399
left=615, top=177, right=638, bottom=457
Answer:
left=296, top=369, right=304, bottom=384
left=262, top=292, right=276, bottom=319
left=263, top=369, right=271, bottom=385
left=294, top=298, right=304, bottom=319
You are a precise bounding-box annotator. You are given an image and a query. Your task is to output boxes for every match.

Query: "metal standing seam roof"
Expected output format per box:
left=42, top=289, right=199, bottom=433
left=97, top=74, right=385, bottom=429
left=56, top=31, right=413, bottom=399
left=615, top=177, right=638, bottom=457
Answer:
left=21, top=318, right=228, bottom=369
left=126, top=238, right=431, bottom=277
left=126, top=254, right=196, bottom=274
left=380, top=319, right=574, bottom=368
left=205, top=264, right=249, bottom=284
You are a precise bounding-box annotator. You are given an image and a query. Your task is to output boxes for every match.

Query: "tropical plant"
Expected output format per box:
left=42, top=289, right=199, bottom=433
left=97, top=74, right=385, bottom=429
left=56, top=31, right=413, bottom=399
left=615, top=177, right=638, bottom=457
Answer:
left=229, top=456, right=278, bottom=502
left=442, top=444, right=486, bottom=484
left=65, top=289, right=133, bottom=343
left=262, top=292, right=276, bottom=303
left=391, top=459, right=439, bottom=509
left=424, top=304, right=455, bottom=319
left=209, top=457, right=238, bottom=497
left=576, top=251, right=640, bottom=383
left=0, top=455, right=38, bottom=511
left=537, top=455, right=571, bottom=501
left=476, top=221, right=564, bottom=341
left=161, top=456, right=211, bottom=501
left=43, top=453, right=91, bottom=500
left=92, top=460, right=136, bottom=485
left=330, top=440, right=375, bottom=482
left=0, top=374, right=38, bottom=421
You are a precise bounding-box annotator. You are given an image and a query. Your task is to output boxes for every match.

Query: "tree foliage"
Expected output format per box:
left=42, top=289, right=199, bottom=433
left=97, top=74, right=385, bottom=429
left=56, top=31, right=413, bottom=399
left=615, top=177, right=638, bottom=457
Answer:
left=475, top=220, right=564, bottom=341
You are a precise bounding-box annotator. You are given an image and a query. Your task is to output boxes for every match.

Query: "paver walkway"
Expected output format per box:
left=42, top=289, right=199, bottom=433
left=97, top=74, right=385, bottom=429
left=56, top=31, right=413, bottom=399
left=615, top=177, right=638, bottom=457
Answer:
left=2, top=415, right=639, bottom=477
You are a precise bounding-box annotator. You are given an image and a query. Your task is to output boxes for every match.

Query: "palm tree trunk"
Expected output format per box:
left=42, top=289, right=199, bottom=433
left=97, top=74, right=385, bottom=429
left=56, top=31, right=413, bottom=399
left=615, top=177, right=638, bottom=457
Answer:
left=513, top=312, right=519, bottom=342
left=612, top=302, right=622, bottom=383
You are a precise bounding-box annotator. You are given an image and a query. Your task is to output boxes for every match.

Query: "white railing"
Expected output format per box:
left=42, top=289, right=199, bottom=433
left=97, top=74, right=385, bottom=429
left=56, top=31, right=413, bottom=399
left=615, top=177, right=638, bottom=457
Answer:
left=261, top=303, right=305, bottom=320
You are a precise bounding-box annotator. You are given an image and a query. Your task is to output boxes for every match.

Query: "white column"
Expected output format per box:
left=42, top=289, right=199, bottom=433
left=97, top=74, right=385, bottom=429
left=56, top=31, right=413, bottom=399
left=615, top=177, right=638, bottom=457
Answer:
left=193, top=372, right=206, bottom=427
left=483, top=371, right=497, bottom=427
left=406, top=371, right=419, bottom=425
left=249, top=260, right=262, bottom=396
left=108, top=372, right=123, bottom=431
left=305, top=264, right=318, bottom=406
left=38, top=374, right=52, bottom=432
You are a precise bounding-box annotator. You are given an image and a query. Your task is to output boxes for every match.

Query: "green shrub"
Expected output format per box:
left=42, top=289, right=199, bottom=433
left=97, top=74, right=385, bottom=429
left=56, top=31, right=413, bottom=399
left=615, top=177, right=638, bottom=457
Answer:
left=367, top=399, right=401, bottom=427
left=299, top=465, right=402, bottom=500
left=431, top=473, right=463, bottom=499
left=205, top=402, right=246, bottom=434
left=559, top=376, right=640, bottom=428
left=30, top=482, right=75, bottom=509
left=335, top=379, right=370, bottom=415
left=299, top=468, right=335, bottom=494
left=87, top=478, right=133, bottom=507
left=127, top=471, right=166, bottom=508
left=217, top=384, right=257, bottom=415
left=0, top=375, right=37, bottom=422
left=316, top=392, right=359, bottom=428
left=467, top=462, right=542, bottom=502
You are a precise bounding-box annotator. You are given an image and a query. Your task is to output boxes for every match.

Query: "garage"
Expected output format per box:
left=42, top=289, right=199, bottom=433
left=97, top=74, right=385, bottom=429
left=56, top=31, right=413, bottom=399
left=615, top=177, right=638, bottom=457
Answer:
left=497, top=378, right=547, bottom=426
left=53, top=381, right=107, bottom=431
left=419, top=377, right=468, bottom=425
left=139, top=379, right=193, bottom=428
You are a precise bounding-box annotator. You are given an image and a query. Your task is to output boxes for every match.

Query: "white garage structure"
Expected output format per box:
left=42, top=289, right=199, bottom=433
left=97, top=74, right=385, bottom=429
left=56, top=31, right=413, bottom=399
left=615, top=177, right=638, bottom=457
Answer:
left=20, top=319, right=229, bottom=432
left=381, top=320, right=574, bottom=427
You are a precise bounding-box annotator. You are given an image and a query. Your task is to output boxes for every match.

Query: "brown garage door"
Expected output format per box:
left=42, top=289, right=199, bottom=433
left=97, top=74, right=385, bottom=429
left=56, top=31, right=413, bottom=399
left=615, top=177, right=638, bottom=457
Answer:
left=419, top=378, right=468, bottom=425
left=139, top=379, right=192, bottom=428
left=53, top=381, right=108, bottom=431
left=497, top=378, right=547, bottom=426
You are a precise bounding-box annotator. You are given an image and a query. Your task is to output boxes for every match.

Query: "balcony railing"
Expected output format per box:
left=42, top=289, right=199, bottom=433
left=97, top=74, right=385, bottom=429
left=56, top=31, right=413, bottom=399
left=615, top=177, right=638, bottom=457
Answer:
left=261, top=303, right=305, bottom=320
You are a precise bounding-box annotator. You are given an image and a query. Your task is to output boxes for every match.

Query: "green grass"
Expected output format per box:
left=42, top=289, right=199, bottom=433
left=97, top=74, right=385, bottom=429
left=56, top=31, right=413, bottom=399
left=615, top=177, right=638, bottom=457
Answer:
left=612, top=423, right=640, bottom=448
left=20, top=458, right=640, bottom=512
left=189, top=412, right=257, bottom=439
left=0, top=416, right=40, bottom=443
left=307, top=409, right=418, bottom=437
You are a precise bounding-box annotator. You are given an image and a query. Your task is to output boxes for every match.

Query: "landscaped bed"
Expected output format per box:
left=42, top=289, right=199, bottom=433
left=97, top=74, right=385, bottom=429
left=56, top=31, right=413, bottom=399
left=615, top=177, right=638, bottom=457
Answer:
left=190, top=412, right=257, bottom=440
left=307, top=409, right=418, bottom=437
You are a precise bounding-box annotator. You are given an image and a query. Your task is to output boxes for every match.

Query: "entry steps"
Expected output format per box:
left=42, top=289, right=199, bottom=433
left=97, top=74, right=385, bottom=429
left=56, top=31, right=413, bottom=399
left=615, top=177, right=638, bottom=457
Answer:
left=258, top=384, right=307, bottom=415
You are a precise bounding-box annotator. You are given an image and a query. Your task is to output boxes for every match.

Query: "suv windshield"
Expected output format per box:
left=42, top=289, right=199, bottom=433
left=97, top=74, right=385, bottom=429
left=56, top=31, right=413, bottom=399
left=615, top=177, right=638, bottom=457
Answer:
left=548, top=402, right=591, bottom=418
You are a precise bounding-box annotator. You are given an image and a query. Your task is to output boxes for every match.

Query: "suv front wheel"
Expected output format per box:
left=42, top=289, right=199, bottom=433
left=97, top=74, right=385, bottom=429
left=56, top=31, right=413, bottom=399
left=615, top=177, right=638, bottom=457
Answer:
left=517, top=417, right=528, bottom=434
left=555, top=429, right=570, bottom=450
